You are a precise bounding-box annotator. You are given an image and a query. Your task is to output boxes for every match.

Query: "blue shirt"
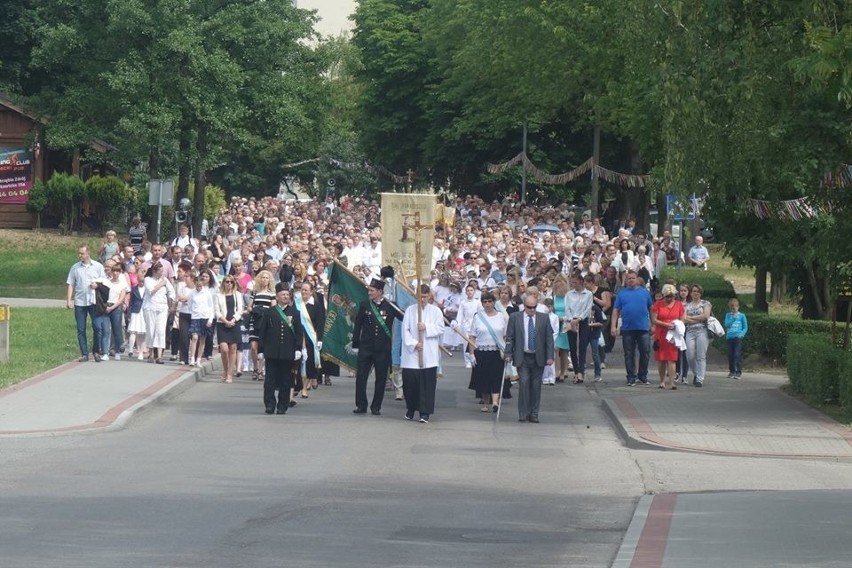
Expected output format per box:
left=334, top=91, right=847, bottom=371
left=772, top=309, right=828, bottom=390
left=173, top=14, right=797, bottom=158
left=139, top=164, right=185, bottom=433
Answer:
left=724, top=311, right=748, bottom=339
left=613, top=286, right=652, bottom=331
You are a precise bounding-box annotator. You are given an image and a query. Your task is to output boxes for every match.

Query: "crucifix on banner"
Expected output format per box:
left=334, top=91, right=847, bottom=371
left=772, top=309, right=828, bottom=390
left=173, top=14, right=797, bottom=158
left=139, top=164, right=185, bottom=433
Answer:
left=400, top=211, right=433, bottom=368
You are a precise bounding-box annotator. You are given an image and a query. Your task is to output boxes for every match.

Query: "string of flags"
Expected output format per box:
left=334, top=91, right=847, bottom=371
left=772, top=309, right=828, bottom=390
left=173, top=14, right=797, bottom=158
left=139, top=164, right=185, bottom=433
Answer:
left=280, top=157, right=411, bottom=185
left=486, top=152, right=649, bottom=188
left=821, top=164, right=852, bottom=189
left=749, top=197, right=823, bottom=220
left=595, top=164, right=650, bottom=188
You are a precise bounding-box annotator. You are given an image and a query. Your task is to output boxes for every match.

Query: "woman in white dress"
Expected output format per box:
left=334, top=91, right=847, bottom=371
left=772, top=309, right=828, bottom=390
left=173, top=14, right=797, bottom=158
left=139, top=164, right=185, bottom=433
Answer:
left=143, top=262, right=175, bottom=364
left=457, top=284, right=481, bottom=367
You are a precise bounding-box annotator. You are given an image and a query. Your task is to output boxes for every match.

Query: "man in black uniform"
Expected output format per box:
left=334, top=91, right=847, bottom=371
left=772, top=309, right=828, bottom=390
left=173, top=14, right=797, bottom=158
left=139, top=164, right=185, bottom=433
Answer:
left=352, top=278, right=403, bottom=415
left=258, top=282, right=304, bottom=415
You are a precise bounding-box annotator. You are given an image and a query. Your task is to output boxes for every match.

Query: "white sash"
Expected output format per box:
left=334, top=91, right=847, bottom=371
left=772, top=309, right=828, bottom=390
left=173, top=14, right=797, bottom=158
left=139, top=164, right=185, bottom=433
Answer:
left=294, top=295, right=322, bottom=367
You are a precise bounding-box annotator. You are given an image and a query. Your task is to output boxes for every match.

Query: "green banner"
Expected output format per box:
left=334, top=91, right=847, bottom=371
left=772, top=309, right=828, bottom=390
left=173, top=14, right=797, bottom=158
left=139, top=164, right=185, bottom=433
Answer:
left=321, top=261, right=368, bottom=371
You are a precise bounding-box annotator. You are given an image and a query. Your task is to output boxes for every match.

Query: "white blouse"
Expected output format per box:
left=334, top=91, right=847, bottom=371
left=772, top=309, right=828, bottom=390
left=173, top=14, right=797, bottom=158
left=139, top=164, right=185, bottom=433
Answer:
left=469, top=310, right=508, bottom=350
left=143, top=276, right=175, bottom=311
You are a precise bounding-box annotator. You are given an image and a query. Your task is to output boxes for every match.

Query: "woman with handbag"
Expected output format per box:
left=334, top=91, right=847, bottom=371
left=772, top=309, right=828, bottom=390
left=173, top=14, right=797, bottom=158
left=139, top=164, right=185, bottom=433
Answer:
left=683, top=284, right=712, bottom=387
left=584, top=273, right=610, bottom=382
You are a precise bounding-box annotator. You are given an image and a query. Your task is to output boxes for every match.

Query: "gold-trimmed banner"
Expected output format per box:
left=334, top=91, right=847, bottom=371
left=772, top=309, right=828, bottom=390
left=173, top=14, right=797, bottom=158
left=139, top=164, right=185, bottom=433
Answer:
left=381, top=193, right=438, bottom=279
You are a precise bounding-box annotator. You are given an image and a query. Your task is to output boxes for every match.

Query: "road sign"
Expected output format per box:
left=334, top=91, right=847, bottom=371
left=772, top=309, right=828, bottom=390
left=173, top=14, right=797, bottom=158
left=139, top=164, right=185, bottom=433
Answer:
left=148, top=179, right=174, bottom=206
left=667, top=193, right=696, bottom=221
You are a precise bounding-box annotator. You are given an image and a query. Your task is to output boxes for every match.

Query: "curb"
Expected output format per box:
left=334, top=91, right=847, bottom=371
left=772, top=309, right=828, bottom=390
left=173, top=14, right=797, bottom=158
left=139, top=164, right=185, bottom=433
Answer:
left=602, top=396, right=852, bottom=461
left=601, top=398, right=675, bottom=453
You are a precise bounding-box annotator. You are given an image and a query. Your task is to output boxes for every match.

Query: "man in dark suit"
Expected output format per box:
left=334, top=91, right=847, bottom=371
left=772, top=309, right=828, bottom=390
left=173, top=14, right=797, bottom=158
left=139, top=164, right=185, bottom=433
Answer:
left=351, top=278, right=404, bottom=415
left=258, top=282, right=303, bottom=415
left=504, top=293, right=554, bottom=423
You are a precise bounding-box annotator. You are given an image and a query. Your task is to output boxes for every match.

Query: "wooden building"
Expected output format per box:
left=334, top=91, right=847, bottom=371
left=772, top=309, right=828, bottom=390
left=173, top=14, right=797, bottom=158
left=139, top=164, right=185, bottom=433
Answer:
left=0, top=95, right=115, bottom=229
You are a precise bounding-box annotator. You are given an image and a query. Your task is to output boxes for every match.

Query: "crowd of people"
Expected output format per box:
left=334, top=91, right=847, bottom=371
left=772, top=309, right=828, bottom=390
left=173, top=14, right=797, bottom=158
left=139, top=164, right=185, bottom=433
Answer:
left=66, top=192, right=745, bottom=419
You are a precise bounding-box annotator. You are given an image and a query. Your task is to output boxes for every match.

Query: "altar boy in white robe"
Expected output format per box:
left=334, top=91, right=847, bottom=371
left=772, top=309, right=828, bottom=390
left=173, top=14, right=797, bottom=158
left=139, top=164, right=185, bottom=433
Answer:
left=401, top=284, right=446, bottom=423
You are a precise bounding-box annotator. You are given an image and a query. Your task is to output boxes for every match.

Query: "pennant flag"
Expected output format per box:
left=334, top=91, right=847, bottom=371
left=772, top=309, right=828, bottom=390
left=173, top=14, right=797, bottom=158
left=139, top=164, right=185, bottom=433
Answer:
left=321, top=261, right=368, bottom=372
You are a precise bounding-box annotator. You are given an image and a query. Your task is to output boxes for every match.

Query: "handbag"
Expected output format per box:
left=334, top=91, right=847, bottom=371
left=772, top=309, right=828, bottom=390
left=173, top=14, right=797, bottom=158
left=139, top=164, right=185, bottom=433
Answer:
left=706, top=315, right=725, bottom=338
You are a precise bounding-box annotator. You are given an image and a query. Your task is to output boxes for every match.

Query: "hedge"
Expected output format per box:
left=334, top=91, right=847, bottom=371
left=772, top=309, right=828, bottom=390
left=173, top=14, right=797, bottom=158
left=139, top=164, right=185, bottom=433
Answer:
left=659, top=266, right=832, bottom=363
left=659, top=267, right=735, bottom=300
left=787, top=334, right=852, bottom=407
left=747, top=314, right=832, bottom=364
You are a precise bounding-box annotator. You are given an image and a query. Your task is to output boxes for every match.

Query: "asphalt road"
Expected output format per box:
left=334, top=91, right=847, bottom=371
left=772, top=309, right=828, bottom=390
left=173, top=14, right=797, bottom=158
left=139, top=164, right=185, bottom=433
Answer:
left=0, top=357, right=640, bottom=568
left=5, top=354, right=852, bottom=567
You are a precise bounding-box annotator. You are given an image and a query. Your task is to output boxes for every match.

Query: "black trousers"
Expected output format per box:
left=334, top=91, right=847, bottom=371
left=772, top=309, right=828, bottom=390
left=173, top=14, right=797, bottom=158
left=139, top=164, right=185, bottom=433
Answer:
left=175, top=313, right=191, bottom=362
left=568, top=320, right=591, bottom=374
left=402, top=367, right=437, bottom=416
left=264, top=358, right=294, bottom=411
left=165, top=311, right=176, bottom=350
left=355, top=348, right=391, bottom=411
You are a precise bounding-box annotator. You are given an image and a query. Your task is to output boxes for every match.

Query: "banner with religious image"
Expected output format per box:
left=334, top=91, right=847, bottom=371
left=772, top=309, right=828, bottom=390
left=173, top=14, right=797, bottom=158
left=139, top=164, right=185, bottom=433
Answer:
left=381, top=193, right=437, bottom=281
left=0, top=147, right=33, bottom=204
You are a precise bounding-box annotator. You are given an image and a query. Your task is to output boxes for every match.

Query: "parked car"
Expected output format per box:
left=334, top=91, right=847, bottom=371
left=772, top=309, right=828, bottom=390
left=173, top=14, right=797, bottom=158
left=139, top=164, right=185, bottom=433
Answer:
left=700, top=219, right=715, bottom=242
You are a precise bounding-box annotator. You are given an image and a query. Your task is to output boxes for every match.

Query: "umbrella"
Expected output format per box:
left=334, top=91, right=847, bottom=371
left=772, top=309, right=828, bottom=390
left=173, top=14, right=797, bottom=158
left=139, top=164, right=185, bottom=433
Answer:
left=530, top=223, right=561, bottom=234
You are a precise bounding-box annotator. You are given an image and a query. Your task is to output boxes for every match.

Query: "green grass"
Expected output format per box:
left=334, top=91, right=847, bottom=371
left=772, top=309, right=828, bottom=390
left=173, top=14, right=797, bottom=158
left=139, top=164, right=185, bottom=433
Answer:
left=0, top=229, right=101, bottom=300
left=0, top=307, right=81, bottom=389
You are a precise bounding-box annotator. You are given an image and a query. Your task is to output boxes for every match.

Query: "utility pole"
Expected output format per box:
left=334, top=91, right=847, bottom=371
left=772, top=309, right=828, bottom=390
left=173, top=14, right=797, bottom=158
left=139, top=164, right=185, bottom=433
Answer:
left=591, top=125, right=601, bottom=217
left=521, top=121, right=528, bottom=204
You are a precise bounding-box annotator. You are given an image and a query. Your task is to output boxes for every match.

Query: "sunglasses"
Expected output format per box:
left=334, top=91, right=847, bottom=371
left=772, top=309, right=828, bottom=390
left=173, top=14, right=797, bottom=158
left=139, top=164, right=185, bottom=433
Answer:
left=481, top=299, right=494, bottom=303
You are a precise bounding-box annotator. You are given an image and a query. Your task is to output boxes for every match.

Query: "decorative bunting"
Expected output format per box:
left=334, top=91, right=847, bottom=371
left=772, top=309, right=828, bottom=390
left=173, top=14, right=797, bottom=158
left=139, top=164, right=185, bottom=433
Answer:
left=280, top=157, right=322, bottom=168
left=282, top=157, right=411, bottom=185
left=593, top=164, right=650, bottom=188
left=486, top=153, right=648, bottom=188
left=749, top=197, right=822, bottom=220
left=821, top=164, right=852, bottom=189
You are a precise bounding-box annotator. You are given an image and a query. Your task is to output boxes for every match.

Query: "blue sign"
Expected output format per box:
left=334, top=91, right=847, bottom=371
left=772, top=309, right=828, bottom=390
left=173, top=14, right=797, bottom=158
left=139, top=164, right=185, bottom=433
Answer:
left=667, top=193, right=696, bottom=221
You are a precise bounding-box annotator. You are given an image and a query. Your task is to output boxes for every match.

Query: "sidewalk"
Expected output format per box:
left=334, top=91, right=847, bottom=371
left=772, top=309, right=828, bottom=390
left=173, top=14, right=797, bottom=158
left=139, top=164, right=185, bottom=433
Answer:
left=0, top=296, right=218, bottom=437
left=0, top=356, right=217, bottom=437
left=595, top=353, right=852, bottom=460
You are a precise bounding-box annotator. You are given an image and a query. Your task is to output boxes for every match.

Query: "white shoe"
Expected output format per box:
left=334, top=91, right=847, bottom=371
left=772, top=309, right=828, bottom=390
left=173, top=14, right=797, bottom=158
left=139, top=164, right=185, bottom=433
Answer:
left=600, top=362, right=606, bottom=369
left=114, top=354, right=121, bottom=361
left=100, top=354, right=109, bottom=361
left=138, top=353, right=144, bottom=361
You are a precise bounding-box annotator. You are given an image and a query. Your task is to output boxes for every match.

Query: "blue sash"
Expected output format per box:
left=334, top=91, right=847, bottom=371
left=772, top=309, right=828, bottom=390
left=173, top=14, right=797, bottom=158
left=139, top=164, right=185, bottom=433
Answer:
left=476, top=311, right=506, bottom=355
left=294, top=295, right=321, bottom=367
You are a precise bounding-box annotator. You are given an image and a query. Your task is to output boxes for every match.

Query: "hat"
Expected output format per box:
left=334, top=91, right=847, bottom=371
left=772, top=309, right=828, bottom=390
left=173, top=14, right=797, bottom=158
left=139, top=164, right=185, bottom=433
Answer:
left=275, top=281, right=290, bottom=293
left=368, top=278, right=385, bottom=291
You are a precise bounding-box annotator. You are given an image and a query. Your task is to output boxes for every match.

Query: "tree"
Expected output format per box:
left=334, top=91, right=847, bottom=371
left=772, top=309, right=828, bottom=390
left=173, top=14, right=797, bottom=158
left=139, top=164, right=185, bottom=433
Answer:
left=352, top=0, right=432, bottom=179
left=26, top=0, right=326, bottom=236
